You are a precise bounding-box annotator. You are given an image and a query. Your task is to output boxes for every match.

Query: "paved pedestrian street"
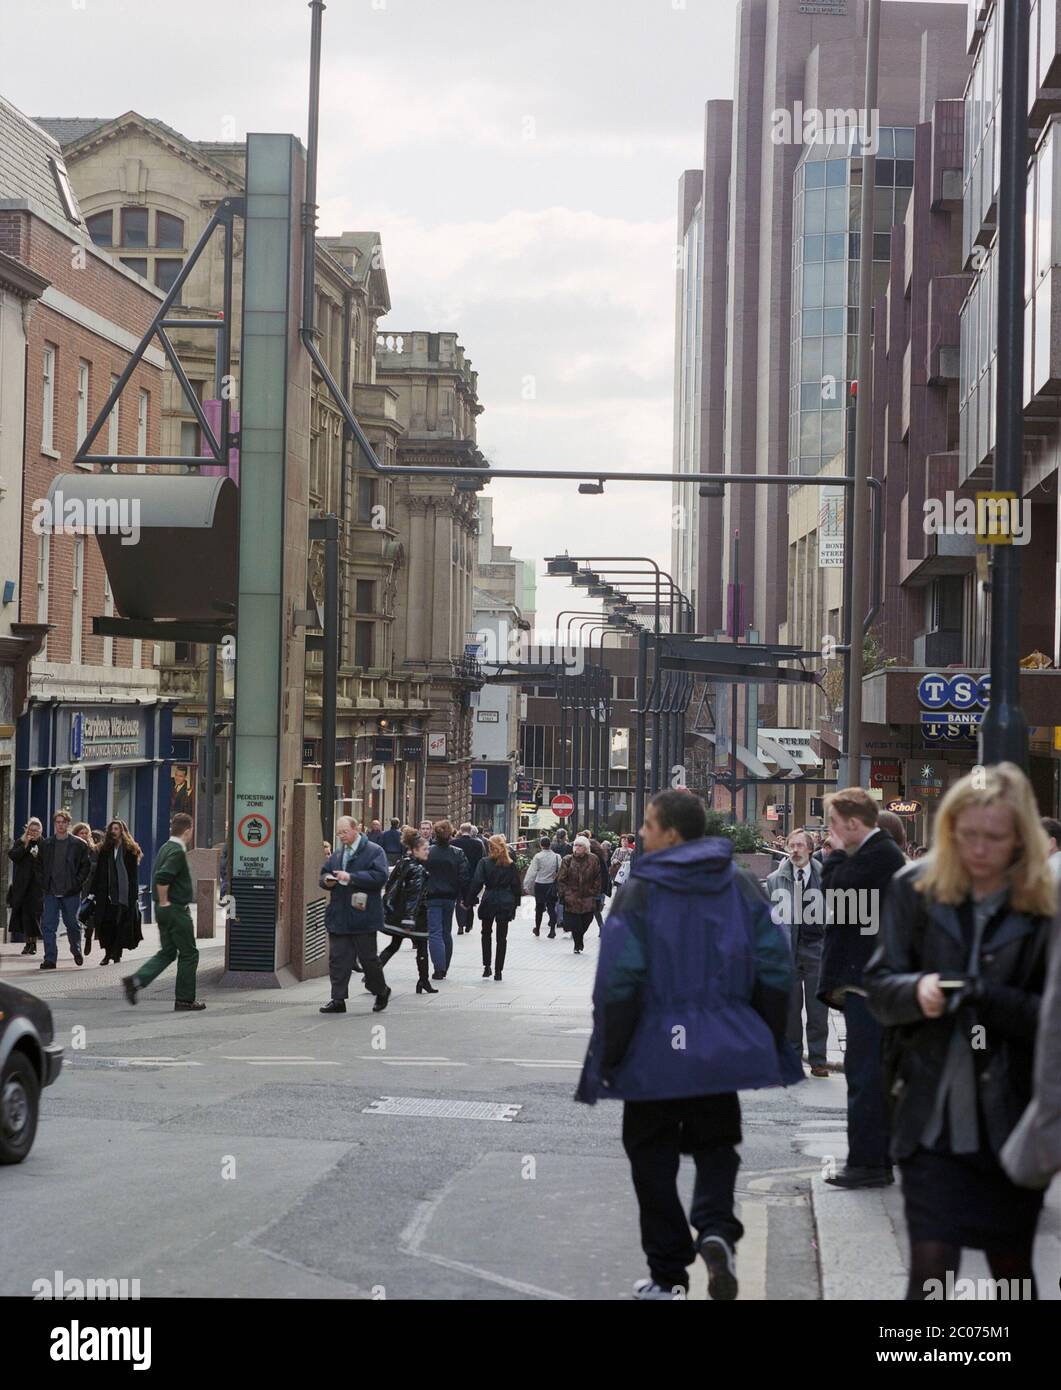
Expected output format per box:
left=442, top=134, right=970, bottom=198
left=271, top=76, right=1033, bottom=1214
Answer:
left=3, top=902, right=829, bottom=1301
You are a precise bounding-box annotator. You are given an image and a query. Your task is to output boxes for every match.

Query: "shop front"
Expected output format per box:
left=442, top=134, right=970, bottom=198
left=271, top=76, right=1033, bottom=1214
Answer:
left=14, top=700, right=174, bottom=922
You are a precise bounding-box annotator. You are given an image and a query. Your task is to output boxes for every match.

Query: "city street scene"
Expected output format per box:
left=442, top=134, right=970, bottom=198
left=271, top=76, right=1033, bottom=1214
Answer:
left=1, top=0, right=1060, bottom=1367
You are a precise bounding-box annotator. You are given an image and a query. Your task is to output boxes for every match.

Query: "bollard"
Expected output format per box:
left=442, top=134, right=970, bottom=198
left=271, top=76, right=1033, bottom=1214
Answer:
left=196, top=878, right=217, bottom=940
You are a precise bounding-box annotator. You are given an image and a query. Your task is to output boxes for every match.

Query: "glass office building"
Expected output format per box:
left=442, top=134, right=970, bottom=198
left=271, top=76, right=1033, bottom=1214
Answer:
left=788, top=127, right=916, bottom=475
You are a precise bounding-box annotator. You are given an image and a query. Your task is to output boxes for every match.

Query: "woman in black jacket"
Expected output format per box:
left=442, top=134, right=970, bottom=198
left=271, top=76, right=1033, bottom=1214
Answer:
left=469, top=835, right=522, bottom=981
left=379, top=829, right=436, bottom=994
left=7, top=817, right=44, bottom=954
left=424, top=820, right=469, bottom=980
left=88, top=820, right=144, bottom=966
left=866, top=763, right=1055, bottom=1300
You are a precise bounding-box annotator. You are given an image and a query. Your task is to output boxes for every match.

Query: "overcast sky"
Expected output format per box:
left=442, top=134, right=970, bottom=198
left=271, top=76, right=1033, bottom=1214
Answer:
left=6, top=1, right=789, bottom=630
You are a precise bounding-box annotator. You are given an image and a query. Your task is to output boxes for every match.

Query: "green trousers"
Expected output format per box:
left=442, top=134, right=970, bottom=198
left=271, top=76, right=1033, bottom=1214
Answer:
left=134, top=904, right=199, bottom=1003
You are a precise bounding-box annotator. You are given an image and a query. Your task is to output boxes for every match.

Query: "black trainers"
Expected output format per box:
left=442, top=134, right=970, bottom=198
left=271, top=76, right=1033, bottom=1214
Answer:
left=73, top=949, right=84, bottom=967
left=39, top=960, right=57, bottom=971
left=319, top=999, right=346, bottom=1014
left=372, top=987, right=391, bottom=1013
left=122, top=975, right=139, bottom=1004
left=698, top=1235, right=738, bottom=1301
left=174, top=1000, right=206, bottom=1012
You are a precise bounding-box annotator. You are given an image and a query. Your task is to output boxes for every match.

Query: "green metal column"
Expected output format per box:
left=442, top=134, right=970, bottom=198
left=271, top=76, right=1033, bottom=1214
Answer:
left=225, top=133, right=307, bottom=982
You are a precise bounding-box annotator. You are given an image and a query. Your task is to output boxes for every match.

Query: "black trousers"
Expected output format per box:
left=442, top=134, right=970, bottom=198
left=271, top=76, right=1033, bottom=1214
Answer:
left=379, top=930, right=429, bottom=984
left=480, top=914, right=511, bottom=972
left=565, top=910, right=593, bottom=949
left=328, top=931, right=386, bottom=1000
left=533, top=883, right=557, bottom=930
left=622, top=1095, right=744, bottom=1290
left=842, top=992, right=891, bottom=1169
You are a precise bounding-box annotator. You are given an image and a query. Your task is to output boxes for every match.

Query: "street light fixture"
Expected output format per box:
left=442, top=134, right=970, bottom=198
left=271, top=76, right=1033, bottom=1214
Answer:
left=571, top=570, right=600, bottom=587
left=545, top=555, right=578, bottom=577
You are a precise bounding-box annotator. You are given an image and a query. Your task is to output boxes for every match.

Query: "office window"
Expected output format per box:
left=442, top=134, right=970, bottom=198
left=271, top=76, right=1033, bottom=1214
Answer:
left=357, top=475, right=374, bottom=523
left=155, top=212, right=184, bottom=248
left=180, top=421, right=201, bottom=458
left=614, top=675, right=636, bottom=700
left=154, top=259, right=183, bottom=293
left=42, top=345, right=56, bottom=451
left=120, top=257, right=148, bottom=279
left=103, top=573, right=114, bottom=666
left=85, top=211, right=113, bottom=246
left=354, top=620, right=373, bottom=669
left=108, top=374, right=120, bottom=454
left=137, top=389, right=149, bottom=456
left=121, top=207, right=149, bottom=246
left=76, top=359, right=90, bottom=448
left=71, top=539, right=84, bottom=665
left=355, top=579, right=375, bottom=613
left=37, top=534, right=50, bottom=654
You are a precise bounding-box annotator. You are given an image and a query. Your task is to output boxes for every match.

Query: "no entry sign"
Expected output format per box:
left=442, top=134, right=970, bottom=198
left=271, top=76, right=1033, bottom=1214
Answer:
left=551, top=793, right=574, bottom=818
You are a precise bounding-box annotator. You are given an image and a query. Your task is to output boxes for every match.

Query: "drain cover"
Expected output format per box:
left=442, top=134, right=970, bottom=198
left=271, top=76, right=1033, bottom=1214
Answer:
left=362, top=1096, right=522, bottom=1121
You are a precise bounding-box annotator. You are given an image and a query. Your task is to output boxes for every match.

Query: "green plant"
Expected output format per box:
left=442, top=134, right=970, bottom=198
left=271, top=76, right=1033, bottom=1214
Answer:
left=703, top=810, right=766, bottom=853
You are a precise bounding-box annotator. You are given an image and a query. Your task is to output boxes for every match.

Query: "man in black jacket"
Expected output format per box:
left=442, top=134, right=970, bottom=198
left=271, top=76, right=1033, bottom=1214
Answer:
left=817, top=786, right=906, bottom=1188
left=453, top=823, right=485, bottom=934
left=38, top=809, right=92, bottom=969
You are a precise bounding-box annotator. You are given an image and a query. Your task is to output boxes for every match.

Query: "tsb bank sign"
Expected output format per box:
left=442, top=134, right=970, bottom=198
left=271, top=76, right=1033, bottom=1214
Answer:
left=916, top=673, right=991, bottom=745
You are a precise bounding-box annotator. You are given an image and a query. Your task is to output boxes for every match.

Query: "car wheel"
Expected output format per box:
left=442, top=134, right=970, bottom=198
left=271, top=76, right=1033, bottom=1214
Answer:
left=0, top=1052, right=40, bottom=1164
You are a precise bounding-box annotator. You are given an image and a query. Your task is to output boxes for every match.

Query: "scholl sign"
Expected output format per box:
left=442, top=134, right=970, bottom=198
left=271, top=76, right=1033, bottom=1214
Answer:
left=916, top=673, right=990, bottom=744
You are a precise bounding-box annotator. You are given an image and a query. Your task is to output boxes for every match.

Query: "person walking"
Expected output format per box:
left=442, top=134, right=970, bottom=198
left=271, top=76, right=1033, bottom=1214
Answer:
left=380, top=828, right=435, bottom=995
left=816, top=786, right=905, bottom=1188
left=556, top=836, right=601, bottom=954
left=319, top=816, right=390, bottom=1014
left=1041, top=816, right=1061, bottom=879
left=71, top=823, right=98, bottom=955
left=424, top=820, right=468, bottom=979
left=610, top=834, right=635, bottom=888
left=38, top=810, right=92, bottom=970
left=576, top=790, right=797, bottom=1301
left=122, top=813, right=203, bottom=1011
left=380, top=817, right=405, bottom=866
left=589, top=835, right=613, bottom=932
left=877, top=809, right=911, bottom=861
left=550, top=827, right=573, bottom=858
left=7, top=817, right=44, bottom=955
left=523, top=835, right=561, bottom=936
left=453, top=822, right=486, bottom=935
left=767, top=828, right=829, bottom=1078
left=469, top=835, right=522, bottom=980
left=866, top=764, right=1054, bottom=1299
left=90, top=819, right=144, bottom=966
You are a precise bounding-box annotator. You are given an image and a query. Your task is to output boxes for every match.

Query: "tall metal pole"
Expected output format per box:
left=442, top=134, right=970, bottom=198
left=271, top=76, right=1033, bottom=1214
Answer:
left=204, top=649, right=217, bottom=847
left=981, top=0, right=1029, bottom=767
left=302, top=0, right=325, bottom=340
left=558, top=674, right=568, bottom=793
left=319, top=514, right=339, bottom=841
left=838, top=386, right=859, bottom=786
left=844, top=0, right=880, bottom=785
left=635, top=630, right=648, bottom=837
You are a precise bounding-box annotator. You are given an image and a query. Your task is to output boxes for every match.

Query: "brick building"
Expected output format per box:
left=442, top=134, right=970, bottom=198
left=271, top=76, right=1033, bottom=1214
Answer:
left=0, top=94, right=168, bottom=895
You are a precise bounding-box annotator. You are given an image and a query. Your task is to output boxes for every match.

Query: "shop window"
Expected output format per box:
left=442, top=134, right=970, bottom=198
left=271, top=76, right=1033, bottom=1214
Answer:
left=112, top=766, right=134, bottom=827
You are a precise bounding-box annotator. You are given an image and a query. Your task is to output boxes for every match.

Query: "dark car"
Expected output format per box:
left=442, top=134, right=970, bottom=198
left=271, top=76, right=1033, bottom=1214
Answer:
left=0, top=980, right=63, bottom=1163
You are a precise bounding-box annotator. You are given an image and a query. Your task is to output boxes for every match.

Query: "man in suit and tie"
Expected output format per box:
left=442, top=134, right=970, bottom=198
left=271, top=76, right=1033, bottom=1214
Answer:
left=319, top=816, right=391, bottom=1014
left=767, top=828, right=829, bottom=1078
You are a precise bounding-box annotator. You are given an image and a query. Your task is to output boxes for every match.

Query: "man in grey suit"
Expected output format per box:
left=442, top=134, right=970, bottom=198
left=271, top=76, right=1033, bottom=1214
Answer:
left=766, top=828, right=829, bottom=1077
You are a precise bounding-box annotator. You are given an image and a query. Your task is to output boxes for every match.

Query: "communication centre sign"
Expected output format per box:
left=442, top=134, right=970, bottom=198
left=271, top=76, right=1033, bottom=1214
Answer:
left=916, top=672, right=990, bottom=747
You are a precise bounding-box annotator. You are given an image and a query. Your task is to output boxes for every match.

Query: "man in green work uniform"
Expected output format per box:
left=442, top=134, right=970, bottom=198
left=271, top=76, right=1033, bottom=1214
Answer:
left=122, top=812, right=204, bottom=1012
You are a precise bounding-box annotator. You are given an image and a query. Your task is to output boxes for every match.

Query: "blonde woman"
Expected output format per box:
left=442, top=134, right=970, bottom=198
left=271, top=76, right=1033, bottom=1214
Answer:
left=468, top=835, right=522, bottom=981
left=7, top=817, right=44, bottom=954
left=866, top=763, right=1055, bottom=1300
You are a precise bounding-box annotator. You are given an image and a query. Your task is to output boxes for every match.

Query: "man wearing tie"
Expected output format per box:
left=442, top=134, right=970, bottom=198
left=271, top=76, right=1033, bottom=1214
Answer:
left=767, top=829, right=828, bottom=1078
left=319, top=816, right=391, bottom=1014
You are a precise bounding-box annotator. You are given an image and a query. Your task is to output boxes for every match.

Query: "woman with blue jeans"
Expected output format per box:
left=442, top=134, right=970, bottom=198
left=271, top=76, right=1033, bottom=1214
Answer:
left=424, top=820, right=469, bottom=979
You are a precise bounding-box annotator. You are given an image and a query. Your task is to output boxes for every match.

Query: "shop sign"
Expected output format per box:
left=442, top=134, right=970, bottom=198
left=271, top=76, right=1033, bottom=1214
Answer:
left=401, top=737, right=423, bottom=762
left=870, top=760, right=901, bottom=787
left=373, top=736, right=395, bottom=763
left=887, top=799, right=921, bottom=816
left=428, top=733, right=447, bottom=759
left=68, top=709, right=146, bottom=764
left=917, top=672, right=989, bottom=746
left=907, top=760, right=945, bottom=799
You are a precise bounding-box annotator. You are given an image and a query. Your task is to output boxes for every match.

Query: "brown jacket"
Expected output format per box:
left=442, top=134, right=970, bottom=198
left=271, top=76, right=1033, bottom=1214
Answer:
left=557, top=850, right=601, bottom=915
left=1001, top=915, right=1061, bottom=1189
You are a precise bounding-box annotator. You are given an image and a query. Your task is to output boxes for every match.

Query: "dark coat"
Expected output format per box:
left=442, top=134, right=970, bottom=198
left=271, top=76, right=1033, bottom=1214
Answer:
left=88, top=844, right=144, bottom=950
left=379, top=827, right=404, bottom=861
left=864, top=862, right=1050, bottom=1162
left=1002, top=916, right=1061, bottom=1188
left=550, top=837, right=574, bottom=858
left=576, top=837, right=800, bottom=1104
left=320, top=837, right=389, bottom=933
left=557, top=851, right=602, bottom=914
left=384, top=856, right=428, bottom=929
left=817, top=829, right=906, bottom=1003
left=8, top=839, right=44, bottom=913
left=766, top=855, right=824, bottom=953
left=589, top=839, right=613, bottom=898
left=425, top=842, right=469, bottom=901
left=470, top=856, right=522, bottom=921
left=38, top=833, right=92, bottom=898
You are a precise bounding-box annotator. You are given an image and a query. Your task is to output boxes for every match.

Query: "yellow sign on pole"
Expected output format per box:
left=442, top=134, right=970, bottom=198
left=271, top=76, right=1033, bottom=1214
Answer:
left=1054, top=726, right=1061, bottom=752
left=975, top=491, right=1020, bottom=545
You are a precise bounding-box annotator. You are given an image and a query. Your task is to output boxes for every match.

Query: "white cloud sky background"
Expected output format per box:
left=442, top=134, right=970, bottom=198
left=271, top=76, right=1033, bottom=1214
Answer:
left=3, top=0, right=742, bottom=626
